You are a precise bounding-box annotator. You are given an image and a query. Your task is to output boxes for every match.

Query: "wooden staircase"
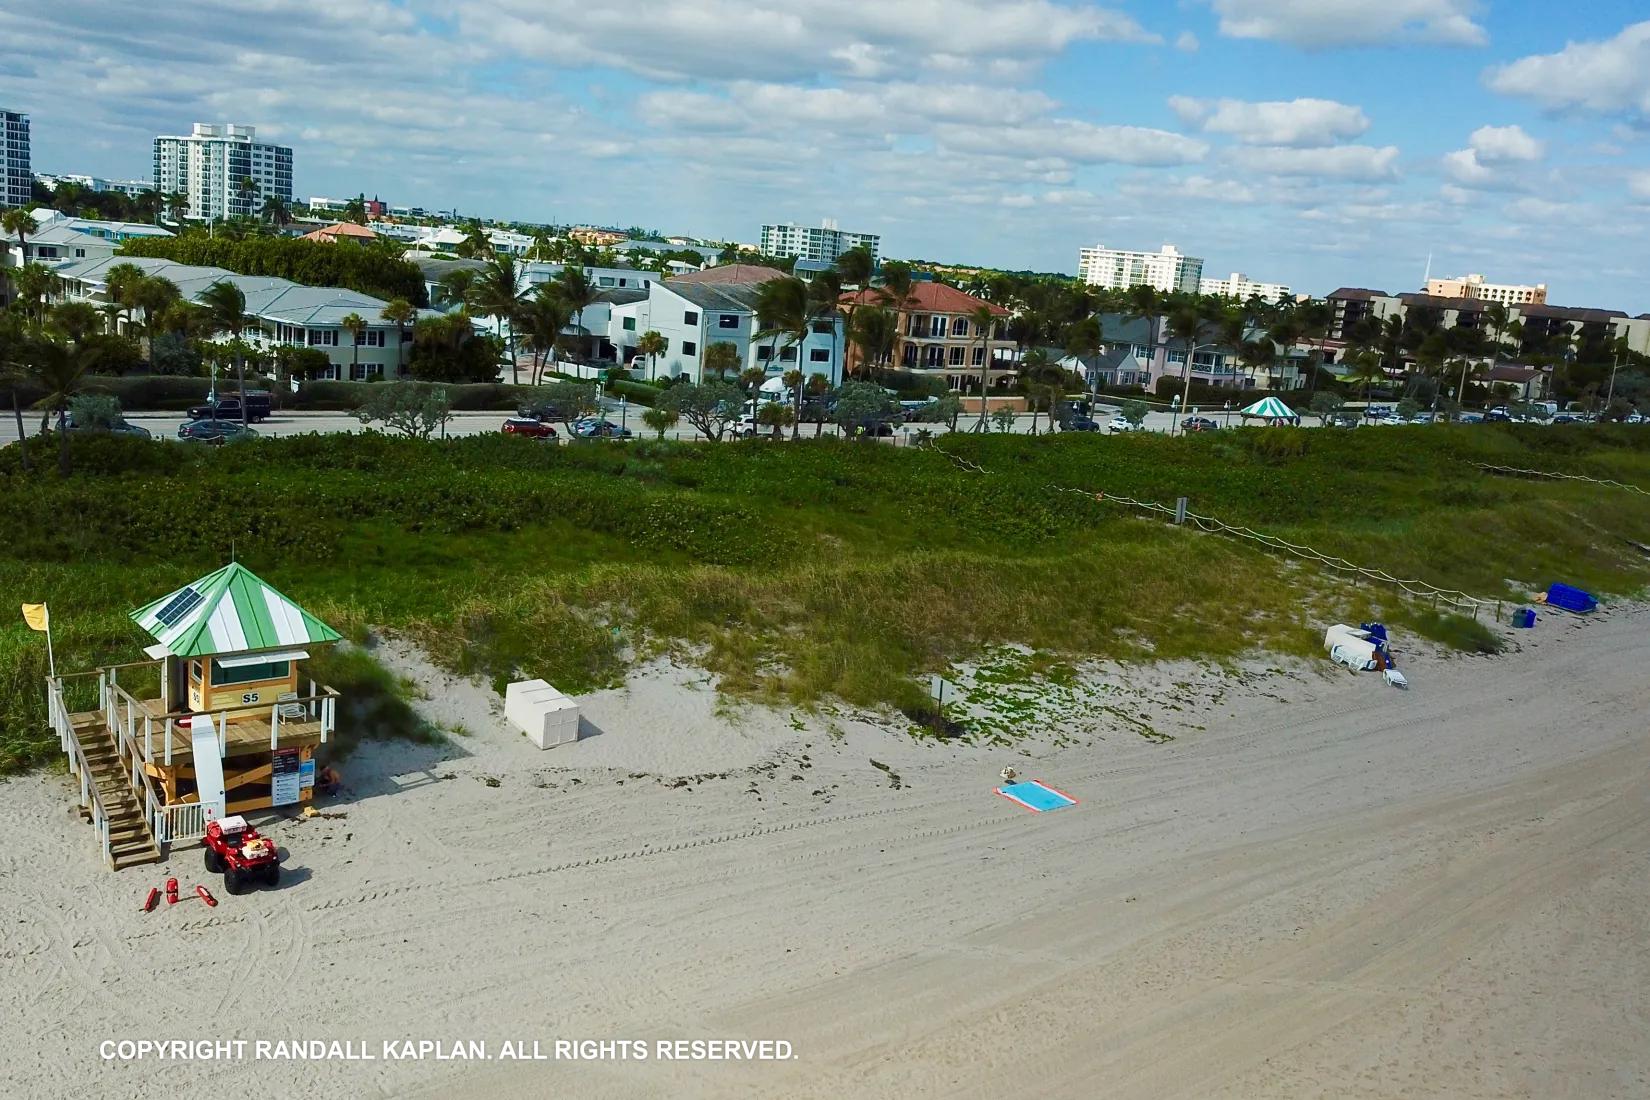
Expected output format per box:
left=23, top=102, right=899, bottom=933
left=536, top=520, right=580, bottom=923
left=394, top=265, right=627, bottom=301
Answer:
left=72, top=718, right=162, bottom=870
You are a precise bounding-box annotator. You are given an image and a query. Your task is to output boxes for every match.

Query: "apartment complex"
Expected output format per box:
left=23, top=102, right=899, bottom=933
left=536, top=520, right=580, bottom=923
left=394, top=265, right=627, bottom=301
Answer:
left=760, top=221, right=881, bottom=265
left=1423, top=272, right=1547, bottom=307
left=153, top=123, right=293, bottom=222
left=1199, top=272, right=1291, bottom=303
left=1078, top=243, right=1203, bottom=294
left=37, top=173, right=152, bottom=199
left=2, top=108, right=31, bottom=208
left=2, top=209, right=171, bottom=268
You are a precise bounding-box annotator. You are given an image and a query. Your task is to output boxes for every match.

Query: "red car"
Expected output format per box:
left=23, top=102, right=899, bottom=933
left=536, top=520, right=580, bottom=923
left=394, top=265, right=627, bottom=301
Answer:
left=502, top=417, right=557, bottom=438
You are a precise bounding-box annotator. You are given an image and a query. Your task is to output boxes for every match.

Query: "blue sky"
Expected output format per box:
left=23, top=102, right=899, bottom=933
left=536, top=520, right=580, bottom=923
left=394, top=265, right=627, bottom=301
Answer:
left=4, top=2, right=1650, bottom=307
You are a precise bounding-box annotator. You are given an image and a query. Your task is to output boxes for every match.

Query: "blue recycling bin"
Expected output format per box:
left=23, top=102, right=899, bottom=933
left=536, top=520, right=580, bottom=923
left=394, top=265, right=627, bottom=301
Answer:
left=1513, top=608, right=1536, bottom=629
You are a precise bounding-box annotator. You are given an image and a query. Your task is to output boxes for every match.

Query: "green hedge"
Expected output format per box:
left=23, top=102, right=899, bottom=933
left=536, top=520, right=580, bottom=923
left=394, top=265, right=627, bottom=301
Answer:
left=0, top=374, right=223, bottom=411
left=603, top=379, right=662, bottom=408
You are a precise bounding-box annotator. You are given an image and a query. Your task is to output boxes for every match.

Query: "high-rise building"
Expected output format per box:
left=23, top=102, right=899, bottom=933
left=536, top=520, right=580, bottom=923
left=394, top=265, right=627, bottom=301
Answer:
left=760, top=221, right=881, bottom=265
left=1424, top=272, right=1547, bottom=306
left=1199, top=272, right=1292, bottom=303
left=1078, top=243, right=1203, bottom=294
left=153, top=123, right=292, bottom=222
left=1, top=108, right=31, bottom=208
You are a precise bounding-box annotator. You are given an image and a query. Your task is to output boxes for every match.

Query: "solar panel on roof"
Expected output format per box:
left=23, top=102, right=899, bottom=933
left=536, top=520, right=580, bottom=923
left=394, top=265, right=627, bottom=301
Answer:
left=154, top=586, right=204, bottom=627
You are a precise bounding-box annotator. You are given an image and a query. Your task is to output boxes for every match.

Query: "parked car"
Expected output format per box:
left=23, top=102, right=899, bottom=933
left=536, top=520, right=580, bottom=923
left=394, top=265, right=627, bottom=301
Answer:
left=1180, top=416, right=1219, bottom=433
left=1550, top=413, right=1579, bottom=424
left=1062, top=415, right=1100, bottom=432
left=1363, top=405, right=1393, bottom=421
left=1329, top=412, right=1360, bottom=429
left=177, top=419, right=258, bottom=444
left=501, top=417, right=557, bottom=438
left=572, top=419, right=633, bottom=439
left=1458, top=412, right=1484, bottom=424
left=845, top=420, right=895, bottom=438
left=1107, top=415, right=1139, bottom=434
left=1483, top=409, right=1513, bottom=423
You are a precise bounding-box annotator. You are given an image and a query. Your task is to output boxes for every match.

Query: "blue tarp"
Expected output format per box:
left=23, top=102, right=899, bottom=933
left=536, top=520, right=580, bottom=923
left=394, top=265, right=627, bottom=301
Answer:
left=1546, top=583, right=1598, bottom=613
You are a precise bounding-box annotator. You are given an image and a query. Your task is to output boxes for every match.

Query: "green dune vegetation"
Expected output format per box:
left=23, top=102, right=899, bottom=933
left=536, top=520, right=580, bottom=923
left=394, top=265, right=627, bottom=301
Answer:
left=5, top=423, right=1650, bottom=771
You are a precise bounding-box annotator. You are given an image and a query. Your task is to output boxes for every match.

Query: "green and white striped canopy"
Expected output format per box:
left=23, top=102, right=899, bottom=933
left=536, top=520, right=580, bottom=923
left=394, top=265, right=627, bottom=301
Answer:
left=1239, top=397, right=1300, bottom=421
left=131, top=563, right=341, bottom=658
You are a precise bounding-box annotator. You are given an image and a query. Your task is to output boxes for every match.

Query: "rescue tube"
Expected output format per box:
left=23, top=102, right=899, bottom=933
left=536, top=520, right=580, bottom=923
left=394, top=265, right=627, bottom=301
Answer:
left=141, top=886, right=160, bottom=913
left=165, top=877, right=179, bottom=905
left=195, top=885, right=217, bottom=908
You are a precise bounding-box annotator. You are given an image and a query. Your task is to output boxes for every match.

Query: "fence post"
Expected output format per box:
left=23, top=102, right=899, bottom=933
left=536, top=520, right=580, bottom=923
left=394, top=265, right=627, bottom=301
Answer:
left=1174, top=497, right=1188, bottom=525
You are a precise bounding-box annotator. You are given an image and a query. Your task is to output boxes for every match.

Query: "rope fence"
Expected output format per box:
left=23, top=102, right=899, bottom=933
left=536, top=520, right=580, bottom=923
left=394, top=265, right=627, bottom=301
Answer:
left=1473, top=463, right=1650, bottom=497
left=928, top=443, right=1498, bottom=620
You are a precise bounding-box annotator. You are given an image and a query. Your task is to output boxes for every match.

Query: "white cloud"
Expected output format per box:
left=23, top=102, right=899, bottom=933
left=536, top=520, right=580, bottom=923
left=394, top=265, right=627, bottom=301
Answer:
left=1486, top=21, right=1650, bottom=117
left=1630, top=171, right=1650, bottom=202
left=1168, top=96, right=1370, bottom=147
left=462, top=0, right=1158, bottom=82
left=1208, top=0, right=1486, bottom=49
left=1440, top=124, right=1544, bottom=190
left=638, top=81, right=1056, bottom=135
left=1465, top=124, right=1544, bottom=162
left=936, top=120, right=1207, bottom=166
left=1228, top=144, right=1401, bottom=181
left=1175, top=31, right=1200, bottom=52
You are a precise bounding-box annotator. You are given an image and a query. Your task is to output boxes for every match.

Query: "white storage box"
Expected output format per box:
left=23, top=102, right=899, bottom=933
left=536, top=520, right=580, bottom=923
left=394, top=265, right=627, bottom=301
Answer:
left=504, top=679, right=582, bottom=749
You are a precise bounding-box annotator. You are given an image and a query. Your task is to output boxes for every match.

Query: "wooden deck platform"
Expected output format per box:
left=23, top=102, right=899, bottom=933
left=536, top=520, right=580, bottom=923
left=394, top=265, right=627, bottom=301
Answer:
left=76, top=695, right=324, bottom=762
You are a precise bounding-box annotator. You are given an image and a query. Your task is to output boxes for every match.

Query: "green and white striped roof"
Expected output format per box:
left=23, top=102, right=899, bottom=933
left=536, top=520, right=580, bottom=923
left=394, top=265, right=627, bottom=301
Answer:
left=1240, top=396, right=1300, bottom=420
left=131, top=563, right=341, bottom=658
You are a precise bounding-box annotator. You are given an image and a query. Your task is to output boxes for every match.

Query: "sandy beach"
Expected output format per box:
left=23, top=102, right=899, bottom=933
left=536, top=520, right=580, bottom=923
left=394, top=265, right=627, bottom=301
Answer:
left=1, top=605, right=1646, bottom=1099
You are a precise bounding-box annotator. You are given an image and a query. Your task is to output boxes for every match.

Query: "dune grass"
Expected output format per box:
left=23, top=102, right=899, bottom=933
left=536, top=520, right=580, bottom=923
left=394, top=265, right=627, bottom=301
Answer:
left=2, top=423, right=1648, bottom=771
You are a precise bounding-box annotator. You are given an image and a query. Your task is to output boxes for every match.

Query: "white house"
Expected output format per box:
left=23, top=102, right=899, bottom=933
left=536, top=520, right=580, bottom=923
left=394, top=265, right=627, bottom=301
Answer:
left=2, top=209, right=172, bottom=270
left=51, top=256, right=436, bottom=379
left=607, top=277, right=844, bottom=385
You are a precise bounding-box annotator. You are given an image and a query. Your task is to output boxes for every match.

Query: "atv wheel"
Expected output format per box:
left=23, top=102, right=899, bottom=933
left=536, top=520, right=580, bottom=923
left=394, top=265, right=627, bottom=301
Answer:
left=224, top=869, right=246, bottom=895
left=204, top=846, right=224, bottom=873
left=261, top=863, right=280, bottom=887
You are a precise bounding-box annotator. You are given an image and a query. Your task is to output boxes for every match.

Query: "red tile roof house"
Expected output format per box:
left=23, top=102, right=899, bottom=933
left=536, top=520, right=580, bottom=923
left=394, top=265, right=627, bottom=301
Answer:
left=839, top=283, right=1016, bottom=402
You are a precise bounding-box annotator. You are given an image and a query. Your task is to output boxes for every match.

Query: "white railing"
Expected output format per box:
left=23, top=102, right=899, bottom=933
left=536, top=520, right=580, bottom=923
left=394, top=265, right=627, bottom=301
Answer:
left=155, top=801, right=209, bottom=844
left=49, top=677, right=114, bottom=867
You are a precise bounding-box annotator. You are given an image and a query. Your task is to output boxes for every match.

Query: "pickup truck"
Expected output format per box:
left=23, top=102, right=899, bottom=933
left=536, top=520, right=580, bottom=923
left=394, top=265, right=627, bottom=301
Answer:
left=187, top=392, right=271, bottom=422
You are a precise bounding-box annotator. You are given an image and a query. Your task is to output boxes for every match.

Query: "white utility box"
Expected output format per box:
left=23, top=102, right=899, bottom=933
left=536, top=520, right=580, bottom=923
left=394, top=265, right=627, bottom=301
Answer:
left=505, top=679, right=582, bottom=749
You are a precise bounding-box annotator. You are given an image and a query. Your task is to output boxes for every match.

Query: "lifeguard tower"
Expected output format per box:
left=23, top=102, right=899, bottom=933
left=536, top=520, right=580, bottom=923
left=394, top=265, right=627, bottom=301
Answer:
left=46, top=563, right=342, bottom=870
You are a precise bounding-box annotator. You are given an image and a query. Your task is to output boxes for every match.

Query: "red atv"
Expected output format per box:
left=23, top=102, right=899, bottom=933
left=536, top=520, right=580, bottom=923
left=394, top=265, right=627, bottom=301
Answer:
left=202, top=815, right=281, bottom=894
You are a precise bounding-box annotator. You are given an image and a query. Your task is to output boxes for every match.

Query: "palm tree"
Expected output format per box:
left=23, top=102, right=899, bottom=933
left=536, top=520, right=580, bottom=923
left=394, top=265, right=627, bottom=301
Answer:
left=555, top=267, right=598, bottom=366
left=237, top=176, right=261, bottom=217
left=341, top=313, right=367, bottom=378
left=343, top=195, right=369, bottom=225
left=103, top=262, right=147, bottom=334
left=3, top=207, right=39, bottom=263
left=1238, top=337, right=1275, bottom=390
left=756, top=275, right=810, bottom=384
left=877, top=261, right=916, bottom=369
left=1064, top=314, right=1104, bottom=395
left=0, top=315, right=31, bottom=471
left=466, top=254, right=526, bottom=382
left=807, top=269, right=843, bottom=386
left=850, top=307, right=896, bottom=381
left=1021, top=347, right=1054, bottom=434
left=165, top=192, right=191, bottom=224
left=380, top=298, right=417, bottom=378
left=131, top=276, right=181, bottom=351
left=49, top=301, right=101, bottom=345
left=25, top=334, right=101, bottom=477
left=261, top=195, right=292, bottom=228
left=198, top=280, right=254, bottom=425
left=1349, top=347, right=1387, bottom=400
left=969, top=304, right=1001, bottom=431
left=10, top=264, right=59, bottom=330
left=1125, top=284, right=1163, bottom=374
left=1165, top=303, right=1207, bottom=431
left=637, top=330, right=669, bottom=381
left=519, top=290, right=571, bottom=385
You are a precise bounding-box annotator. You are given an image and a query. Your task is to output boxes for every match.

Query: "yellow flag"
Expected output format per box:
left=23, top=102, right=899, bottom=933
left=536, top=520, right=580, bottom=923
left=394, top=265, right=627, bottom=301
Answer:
left=21, top=604, right=49, bottom=632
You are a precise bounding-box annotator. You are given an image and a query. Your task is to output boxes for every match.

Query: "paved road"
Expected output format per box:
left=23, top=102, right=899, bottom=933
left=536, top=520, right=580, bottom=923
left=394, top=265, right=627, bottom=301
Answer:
left=0, top=401, right=1280, bottom=448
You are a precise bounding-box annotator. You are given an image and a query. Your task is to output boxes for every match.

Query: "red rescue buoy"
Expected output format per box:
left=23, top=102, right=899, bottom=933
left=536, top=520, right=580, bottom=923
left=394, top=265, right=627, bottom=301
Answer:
left=141, top=887, right=160, bottom=913
left=165, top=877, right=179, bottom=905
left=195, top=885, right=217, bottom=908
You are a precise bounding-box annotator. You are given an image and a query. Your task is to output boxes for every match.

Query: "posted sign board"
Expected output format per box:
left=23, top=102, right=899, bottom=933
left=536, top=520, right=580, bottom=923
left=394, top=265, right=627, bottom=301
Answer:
left=272, top=747, right=301, bottom=806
